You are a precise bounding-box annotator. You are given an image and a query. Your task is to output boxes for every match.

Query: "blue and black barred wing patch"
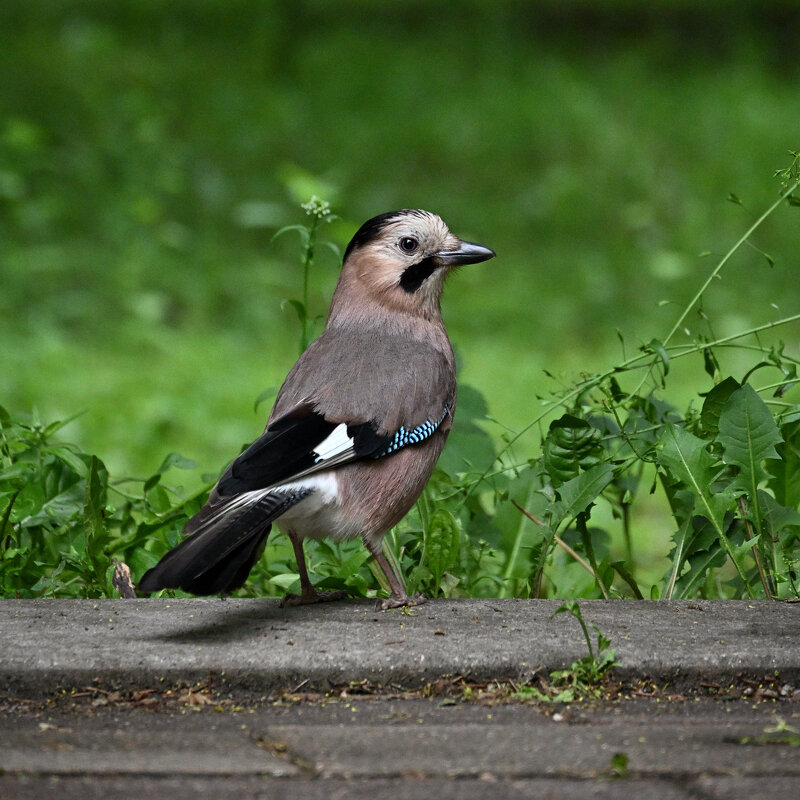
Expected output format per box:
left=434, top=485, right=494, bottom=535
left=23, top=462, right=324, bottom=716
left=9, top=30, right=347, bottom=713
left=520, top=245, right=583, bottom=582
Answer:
left=359, top=405, right=451, bottom=458
left=217, top=403, right=451, bottom=496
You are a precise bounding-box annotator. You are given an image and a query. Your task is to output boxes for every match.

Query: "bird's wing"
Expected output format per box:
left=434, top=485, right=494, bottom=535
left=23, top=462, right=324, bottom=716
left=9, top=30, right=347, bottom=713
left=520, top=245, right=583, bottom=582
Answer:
left=216, top=401, right=452, bottom=496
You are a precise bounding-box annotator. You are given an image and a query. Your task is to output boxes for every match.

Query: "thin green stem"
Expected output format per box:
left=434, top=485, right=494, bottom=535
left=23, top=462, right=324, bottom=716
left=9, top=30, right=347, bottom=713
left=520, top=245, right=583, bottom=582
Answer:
left=500, top=476, right=540, bottom=596
left=564, top=602, right=595, bottom=661
left=300, top=216, right=318, bottom=353
left=756, top=381, right=800, bottom=394
left=576, top=512, right=609, bottom=599
left=738, top=496, right=773, bottom=598
left=663, top=314, right=800, bottom=359
left=663, top=178, right=800, bottom=347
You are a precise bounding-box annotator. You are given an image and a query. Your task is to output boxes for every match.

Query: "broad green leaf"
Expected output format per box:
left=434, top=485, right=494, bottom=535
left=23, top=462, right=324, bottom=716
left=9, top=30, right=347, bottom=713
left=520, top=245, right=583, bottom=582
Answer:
left=759, top=490, right=800, bottom=542
left=337, top=546, right=372, bottom=578
left=423, top=508, right=460, bottom=592
left=673, top=516, right=726, bottom=598
left=50, top=446, right=90, bottom=478
left=83, top=456, right=109, bottom=571
left=767, top=420, right=800, bottom=509
left=543, top=414, right=602, bottom=487
left=657, top=424, right=732, bottom=529
left=0, top=462, right=37, bottom=488
left=758, top=490, right=800, bottom=591
left=662, top=485, right=695, bottom=600
left=717, top=384, right=782, bottom=542
left=145, top=483, right=172, bottom=516
left=269, top=572, right=301, bottom=590
left=734, top=537, right=761, bottom=560
left=718, top=384, right=782, bottom=492
left=19, top=467, right=84, bottom=529
left=550, top=464, right=615, bottom=529
left=40, top=454, right=81, bottom=502
left=656, top=425, right=751, bottom=592
left=700, top=376, right=740, bottom=437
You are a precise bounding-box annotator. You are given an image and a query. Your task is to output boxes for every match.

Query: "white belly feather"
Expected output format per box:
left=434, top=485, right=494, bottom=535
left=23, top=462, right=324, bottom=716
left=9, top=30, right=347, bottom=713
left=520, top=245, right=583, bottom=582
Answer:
left=273, top=472, right=361, bottom=541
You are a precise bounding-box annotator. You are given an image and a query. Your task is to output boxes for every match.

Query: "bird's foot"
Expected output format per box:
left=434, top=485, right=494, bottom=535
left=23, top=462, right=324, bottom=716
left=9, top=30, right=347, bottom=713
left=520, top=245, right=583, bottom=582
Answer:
left=376, top=592, right=427, bottom=611
left=280, top=588, right=350, bottom=607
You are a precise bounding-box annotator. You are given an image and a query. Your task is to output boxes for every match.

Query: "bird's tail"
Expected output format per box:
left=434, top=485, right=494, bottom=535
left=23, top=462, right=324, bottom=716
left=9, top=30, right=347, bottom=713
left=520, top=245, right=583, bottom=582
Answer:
left=138, top=488, right=310, bottom=596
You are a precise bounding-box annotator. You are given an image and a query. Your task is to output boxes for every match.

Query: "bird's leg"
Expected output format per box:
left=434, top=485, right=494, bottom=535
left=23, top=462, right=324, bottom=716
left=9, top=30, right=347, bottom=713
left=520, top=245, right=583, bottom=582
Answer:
left=368, top=542, right=426, bottom=611
left=280, top=531, right=349, bottom=606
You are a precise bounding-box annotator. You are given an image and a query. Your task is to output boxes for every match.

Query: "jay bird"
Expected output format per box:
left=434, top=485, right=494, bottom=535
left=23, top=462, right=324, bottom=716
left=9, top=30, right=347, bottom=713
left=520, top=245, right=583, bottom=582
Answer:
left=138, top=209, right=494, bottom=608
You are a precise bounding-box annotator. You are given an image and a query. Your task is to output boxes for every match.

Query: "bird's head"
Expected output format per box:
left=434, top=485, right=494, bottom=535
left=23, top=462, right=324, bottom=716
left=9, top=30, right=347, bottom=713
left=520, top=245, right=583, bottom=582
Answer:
left=329, top=209, right=495, bottom=324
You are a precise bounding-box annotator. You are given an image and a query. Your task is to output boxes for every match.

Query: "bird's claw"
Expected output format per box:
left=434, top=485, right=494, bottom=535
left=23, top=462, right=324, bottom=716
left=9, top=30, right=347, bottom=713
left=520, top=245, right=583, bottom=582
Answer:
left=280, top=588, right=349, bottom=607
left=376, top=592, right=427, bottom=611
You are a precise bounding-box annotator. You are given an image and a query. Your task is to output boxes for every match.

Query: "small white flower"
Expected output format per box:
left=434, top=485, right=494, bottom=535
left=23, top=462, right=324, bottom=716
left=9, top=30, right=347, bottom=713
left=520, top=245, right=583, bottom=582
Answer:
left=301, top=196, right=332, bottom=220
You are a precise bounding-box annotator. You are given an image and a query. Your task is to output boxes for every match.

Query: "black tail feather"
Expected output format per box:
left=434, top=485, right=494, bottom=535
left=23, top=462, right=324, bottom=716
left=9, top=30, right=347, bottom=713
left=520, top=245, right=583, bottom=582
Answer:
left=157, top=525, right=271, bottom=596
left=138, top=488, right=310, bottom=596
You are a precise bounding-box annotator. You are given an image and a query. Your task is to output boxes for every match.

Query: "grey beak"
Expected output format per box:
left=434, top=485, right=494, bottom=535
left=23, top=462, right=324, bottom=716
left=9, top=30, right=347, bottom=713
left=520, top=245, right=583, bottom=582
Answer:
left=436, top=241, right=496, bottom=266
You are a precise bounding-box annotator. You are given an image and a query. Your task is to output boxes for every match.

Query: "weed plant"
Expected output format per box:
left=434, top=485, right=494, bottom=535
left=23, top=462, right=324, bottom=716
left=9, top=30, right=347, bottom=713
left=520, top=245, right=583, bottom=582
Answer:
left=512, top=601, right=618, bottom=702
left=2, top=157, right=799, bottom=600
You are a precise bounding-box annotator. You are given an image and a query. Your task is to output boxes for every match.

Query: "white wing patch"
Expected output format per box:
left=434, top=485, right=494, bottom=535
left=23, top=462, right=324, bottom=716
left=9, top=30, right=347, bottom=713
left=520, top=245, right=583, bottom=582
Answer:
left=312, top=423, right=355, bottom=464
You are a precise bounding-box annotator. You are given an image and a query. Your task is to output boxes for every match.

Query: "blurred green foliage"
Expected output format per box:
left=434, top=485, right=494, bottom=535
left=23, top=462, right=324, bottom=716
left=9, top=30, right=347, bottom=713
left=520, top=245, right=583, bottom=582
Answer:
left=2, top=2, right=800, bottom=598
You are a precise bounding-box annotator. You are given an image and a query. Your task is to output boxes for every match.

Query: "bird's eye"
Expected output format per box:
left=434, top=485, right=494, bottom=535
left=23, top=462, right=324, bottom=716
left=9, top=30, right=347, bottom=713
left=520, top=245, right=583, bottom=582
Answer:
left=399, top=237, right=419, bottom=254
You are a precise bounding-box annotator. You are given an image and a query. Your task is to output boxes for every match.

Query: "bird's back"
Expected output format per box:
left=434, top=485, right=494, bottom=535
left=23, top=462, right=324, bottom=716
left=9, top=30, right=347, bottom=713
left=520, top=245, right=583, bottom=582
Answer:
left=270, top=323, right=457, bottom=434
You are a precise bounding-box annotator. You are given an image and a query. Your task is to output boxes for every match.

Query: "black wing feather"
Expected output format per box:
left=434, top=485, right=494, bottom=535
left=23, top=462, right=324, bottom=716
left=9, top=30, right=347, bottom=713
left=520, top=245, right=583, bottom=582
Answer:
left=218, top=407, right=338, bottom=495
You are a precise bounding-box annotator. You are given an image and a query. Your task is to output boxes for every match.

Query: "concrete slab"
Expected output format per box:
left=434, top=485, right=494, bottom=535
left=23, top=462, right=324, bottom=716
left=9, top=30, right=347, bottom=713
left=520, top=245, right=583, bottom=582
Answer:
left=2, top=692, right=798, bottom=796
left=0, top=776, right=697, bottom=800
left=2, top=698, right=797, bottom=794
left=694, top=776, right=800, bottom=800
left=259, top=719, right=800, bottom=779
left=0, top=711, right=296, bottom=777
left=2, top=598, right=799, bottom=697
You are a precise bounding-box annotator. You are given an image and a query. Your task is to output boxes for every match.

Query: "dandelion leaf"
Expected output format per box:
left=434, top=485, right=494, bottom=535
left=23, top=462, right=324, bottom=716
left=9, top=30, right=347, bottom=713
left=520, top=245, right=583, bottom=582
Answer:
left=717, top=384, right=782, bottom=497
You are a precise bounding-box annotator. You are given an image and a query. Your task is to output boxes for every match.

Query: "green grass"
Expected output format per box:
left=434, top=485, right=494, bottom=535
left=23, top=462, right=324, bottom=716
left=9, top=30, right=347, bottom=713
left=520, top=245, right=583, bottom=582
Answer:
left=2, top=2, right=800, bottom=600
